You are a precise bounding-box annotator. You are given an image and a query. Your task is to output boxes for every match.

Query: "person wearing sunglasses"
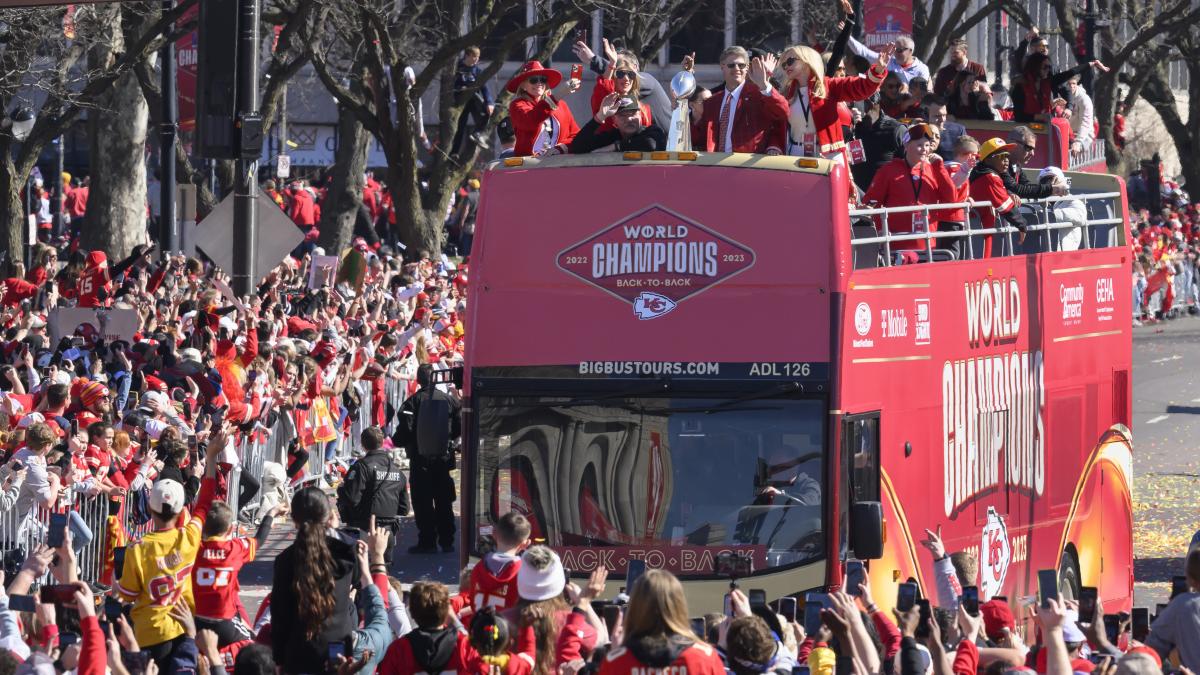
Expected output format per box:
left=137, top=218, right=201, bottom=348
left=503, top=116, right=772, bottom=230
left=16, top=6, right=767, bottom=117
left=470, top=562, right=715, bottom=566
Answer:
left=778, top=42, right=894, bottom=164
left=690, top=46, right=789, bottom=155
left=505, top=60, right=581, bottom=157
left=1001, top=126, right=1068, bottom=203
left=846, top=34, right=929, bottom=86
left=590, top=49, right=651, bottom=133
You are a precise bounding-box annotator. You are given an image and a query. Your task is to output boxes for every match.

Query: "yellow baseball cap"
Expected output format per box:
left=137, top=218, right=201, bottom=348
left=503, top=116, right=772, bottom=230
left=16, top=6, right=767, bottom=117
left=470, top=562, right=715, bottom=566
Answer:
left=978, top=137, right=1018, bottom=161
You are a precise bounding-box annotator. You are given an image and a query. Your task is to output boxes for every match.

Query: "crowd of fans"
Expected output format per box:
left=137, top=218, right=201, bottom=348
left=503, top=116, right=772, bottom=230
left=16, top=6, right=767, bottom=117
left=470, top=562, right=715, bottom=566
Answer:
left=0, top=190, right=472, bottom=671
left=0, top=502, right=1178, bottom=675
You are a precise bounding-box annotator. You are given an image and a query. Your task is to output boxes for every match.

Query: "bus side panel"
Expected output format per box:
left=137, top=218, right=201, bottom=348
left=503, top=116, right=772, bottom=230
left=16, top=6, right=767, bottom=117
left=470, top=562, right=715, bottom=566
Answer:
left=836, top=246, right=1132, bottom=615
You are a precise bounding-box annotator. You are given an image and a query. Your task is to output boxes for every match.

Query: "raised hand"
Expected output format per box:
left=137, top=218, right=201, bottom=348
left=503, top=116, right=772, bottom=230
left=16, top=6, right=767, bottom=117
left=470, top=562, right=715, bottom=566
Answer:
left=572, top=41, right=596, bottom=63
left=602, top=38, right=617, bottom=63
left=1090, top=60, right=1110, bottom=73
left=748, top=56, right=770, bottom=90
left=761, top=53, right=779, bottom=80
left=919, top=525, right=946, bottom=559
left=582, top=567, right=608, bottom=600
left=877, top=42, right=897, bottom=68
left=596, top=92, right=622, bottom=121
left=682, top=52, right=696, bottom=72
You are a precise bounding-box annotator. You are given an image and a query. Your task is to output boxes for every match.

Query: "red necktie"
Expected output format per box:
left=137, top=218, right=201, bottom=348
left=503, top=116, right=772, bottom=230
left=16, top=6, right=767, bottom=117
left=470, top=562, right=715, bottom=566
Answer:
left=718, top=93, right=734, bottom=152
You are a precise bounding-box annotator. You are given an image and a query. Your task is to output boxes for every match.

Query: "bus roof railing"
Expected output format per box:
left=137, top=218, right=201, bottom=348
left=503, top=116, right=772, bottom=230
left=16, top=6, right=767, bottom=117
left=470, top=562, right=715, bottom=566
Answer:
left=1068, top=139, right=1107, bottom=171
left=847, top=191, right=1123, bottom=266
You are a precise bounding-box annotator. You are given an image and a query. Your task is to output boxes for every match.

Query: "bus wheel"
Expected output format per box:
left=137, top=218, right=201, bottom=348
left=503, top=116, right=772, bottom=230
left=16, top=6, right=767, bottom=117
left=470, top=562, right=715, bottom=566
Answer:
left=1058, top=547, right=1081, bottom=603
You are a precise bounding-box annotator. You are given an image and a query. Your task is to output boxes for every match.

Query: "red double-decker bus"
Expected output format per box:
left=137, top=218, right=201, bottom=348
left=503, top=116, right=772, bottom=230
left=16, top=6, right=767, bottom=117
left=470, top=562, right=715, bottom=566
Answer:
left=462, top=152, right=1133, bottom=615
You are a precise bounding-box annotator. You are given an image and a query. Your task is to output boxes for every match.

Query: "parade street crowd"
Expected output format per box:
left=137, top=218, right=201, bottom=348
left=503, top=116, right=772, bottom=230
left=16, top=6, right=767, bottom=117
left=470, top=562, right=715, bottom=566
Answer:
left=0, top=4, right=1195, bottom=675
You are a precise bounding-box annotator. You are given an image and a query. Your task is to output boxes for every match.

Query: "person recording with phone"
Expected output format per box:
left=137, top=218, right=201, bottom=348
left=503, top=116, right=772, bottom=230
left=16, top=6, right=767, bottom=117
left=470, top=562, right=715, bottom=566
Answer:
left=506, top=61, right=581, bottom=157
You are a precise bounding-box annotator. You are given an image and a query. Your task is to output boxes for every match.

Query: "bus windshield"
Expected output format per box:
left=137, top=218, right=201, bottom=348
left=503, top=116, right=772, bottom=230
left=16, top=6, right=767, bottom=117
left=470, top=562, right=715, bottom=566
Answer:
left=473, top=395, right=826, bottom=577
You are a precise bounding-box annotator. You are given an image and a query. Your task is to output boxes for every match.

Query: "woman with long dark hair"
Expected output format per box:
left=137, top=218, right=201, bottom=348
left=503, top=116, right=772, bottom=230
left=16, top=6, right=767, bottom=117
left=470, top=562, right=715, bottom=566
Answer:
left=271, top=486, right=359, bottom=673
left=1009, top=52, right=1107, bottom=123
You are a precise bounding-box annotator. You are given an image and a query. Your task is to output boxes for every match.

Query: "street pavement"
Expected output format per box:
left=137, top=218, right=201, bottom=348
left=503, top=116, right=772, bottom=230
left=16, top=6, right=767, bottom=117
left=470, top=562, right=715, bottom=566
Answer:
left=1131, top=315, right=1200, bottom=611
left=238, top=318, right=1197, bottom=615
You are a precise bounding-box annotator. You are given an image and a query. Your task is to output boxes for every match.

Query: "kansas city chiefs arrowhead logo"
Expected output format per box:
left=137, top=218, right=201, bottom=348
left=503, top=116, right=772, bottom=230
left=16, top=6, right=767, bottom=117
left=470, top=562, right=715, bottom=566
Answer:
left=633, top=292, right=677, bottom=320
left=556, top=205, right=755, bottom=320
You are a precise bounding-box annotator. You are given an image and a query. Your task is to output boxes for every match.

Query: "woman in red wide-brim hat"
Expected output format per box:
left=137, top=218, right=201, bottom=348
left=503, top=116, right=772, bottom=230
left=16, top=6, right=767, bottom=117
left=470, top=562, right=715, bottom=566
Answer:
left=507, top=60, right=581, bottom=157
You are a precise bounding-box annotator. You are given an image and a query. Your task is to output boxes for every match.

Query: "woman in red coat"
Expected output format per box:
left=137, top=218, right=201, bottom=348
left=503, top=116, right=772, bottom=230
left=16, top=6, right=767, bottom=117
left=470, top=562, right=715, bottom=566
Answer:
left=507, top=61, right=581, bottom=157
left=862, top=122, right=957, bottom=251
left=778, top=42, right=895, bottom=161
left=590, top=45, right=651, bottom=133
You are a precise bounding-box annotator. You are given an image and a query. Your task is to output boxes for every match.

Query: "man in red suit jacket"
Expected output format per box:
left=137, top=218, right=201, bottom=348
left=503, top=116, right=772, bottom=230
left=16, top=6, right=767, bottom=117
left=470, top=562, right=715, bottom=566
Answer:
left=692, top=47, right=789, bottom=154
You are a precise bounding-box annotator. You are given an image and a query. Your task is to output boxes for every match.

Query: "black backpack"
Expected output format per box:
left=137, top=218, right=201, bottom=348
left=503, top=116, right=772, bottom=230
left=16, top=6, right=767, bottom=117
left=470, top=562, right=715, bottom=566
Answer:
left=415, top=387, right=452, bottom=459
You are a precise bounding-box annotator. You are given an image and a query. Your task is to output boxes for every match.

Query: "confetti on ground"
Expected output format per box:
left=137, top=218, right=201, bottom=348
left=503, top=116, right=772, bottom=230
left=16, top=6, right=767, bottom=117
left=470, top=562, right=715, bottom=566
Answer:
left=1134, top=473, right=1199, bottom=559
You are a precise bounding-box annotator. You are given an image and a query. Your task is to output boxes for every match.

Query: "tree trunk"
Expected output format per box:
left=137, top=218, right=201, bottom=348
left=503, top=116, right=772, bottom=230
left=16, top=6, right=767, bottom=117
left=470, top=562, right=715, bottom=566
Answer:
left=0, top=156, right=25, bottom=275
left=82, top=6, right=149, bottom=259
left=317, top=104, right=368, bottom=254
left=1142, top=59, right=1200, bottom=193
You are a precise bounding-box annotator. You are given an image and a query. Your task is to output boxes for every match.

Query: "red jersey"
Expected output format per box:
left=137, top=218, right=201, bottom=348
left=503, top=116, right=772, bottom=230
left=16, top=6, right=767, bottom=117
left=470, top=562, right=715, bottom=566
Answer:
left=378, top=629, right=472, bottom=675
left=597, top=641, right=725, bottom=675
left=192, top=536, right=257, bottom=620
left=465, top=556, right=521, bottom=614
left=83, top=444, right=111, bottom=476
left=77, top=251, right=111, bottom=308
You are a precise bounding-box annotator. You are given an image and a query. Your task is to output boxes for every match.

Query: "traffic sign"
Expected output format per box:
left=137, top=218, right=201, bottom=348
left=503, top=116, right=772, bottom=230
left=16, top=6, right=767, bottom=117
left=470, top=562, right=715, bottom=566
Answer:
left=192, top=191, right=304, bottom=286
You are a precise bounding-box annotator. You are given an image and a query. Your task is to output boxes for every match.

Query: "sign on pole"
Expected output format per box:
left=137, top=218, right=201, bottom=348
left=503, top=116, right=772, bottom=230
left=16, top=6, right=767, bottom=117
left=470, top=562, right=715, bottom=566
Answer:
left=276, top=154, right=291, bottom=178
left=192, top=191, right=305, bottom=286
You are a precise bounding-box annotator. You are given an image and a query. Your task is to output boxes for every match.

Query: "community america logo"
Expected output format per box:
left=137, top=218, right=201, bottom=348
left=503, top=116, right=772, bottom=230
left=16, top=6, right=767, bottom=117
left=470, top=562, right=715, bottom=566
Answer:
left=556, top=205, right=756, bottom=319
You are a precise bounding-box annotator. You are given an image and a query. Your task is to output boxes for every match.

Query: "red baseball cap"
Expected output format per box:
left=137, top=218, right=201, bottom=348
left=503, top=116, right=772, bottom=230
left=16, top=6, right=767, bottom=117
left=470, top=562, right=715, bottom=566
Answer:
left=980, top=599, right=1015, bottom=641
